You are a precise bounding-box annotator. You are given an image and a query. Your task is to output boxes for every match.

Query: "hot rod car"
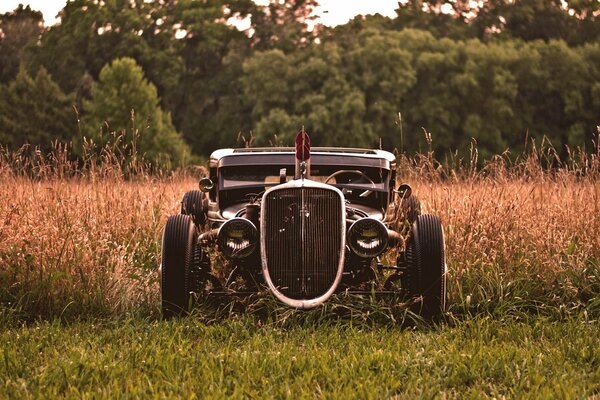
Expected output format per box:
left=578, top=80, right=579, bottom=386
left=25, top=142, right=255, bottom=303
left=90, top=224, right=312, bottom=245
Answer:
left=160, top=131, right=447, bottom=318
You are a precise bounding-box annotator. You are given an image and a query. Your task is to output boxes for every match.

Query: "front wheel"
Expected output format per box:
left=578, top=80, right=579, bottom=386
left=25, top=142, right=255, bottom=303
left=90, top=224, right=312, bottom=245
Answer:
left=161, top=215, right=197, bottom=318
left=404, top=214, right=446, bottom=318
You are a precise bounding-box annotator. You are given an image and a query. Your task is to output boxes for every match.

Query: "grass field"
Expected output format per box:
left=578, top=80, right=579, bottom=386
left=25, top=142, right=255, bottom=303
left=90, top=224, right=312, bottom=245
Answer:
left=0, top=143, right=599, bottom=397
left=1, top=316, right=599, bottom=398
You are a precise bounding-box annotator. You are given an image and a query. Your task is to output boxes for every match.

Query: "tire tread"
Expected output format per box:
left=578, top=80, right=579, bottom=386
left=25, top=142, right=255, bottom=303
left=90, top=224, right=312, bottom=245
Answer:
left=414, top=214, right=446, bottom=317
left=161, top=214, right=196, bottom=317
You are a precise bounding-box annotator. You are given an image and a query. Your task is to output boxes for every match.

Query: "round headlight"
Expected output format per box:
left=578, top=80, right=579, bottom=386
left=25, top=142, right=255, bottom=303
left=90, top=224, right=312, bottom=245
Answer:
left=217, top=218, right=258, bottom=259
left=348, top=218, right=388, bottom=258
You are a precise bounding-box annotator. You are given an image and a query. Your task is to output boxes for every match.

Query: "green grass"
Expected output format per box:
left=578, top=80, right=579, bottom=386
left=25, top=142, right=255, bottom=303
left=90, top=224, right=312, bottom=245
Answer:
left=1, top=315, right=599, bottom=398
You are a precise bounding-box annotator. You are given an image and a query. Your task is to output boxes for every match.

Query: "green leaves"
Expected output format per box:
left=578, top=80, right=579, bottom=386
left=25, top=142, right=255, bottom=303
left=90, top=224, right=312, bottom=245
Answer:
left=242, top=30, right=418, bottom=148
left=0, top=68, right=76, bottom=152
left=83, top=57, right=190, bottom=166
left=0, top=5, right=43, bottom=84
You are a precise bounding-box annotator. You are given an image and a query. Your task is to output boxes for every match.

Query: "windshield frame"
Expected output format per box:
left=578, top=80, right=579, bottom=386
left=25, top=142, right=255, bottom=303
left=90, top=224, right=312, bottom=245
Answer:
left=218, top=164, right=390, bottom=193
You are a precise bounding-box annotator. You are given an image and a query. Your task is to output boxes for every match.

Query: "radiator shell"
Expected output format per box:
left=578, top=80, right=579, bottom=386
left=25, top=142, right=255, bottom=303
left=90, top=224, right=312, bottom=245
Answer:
left=260, top=179, right=346, bottom=309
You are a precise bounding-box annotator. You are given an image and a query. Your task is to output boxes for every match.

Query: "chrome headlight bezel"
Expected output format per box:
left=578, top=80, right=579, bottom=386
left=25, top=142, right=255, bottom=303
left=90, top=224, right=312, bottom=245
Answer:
left=347, top=217, right=389, bottom=258
left=217, top=217, right=258, bottom=259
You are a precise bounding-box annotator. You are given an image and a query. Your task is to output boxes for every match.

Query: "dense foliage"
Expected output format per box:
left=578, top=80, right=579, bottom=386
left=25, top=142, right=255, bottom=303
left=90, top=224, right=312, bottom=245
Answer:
left=0, top=68, right=76, bottom=152
left=83, top=57, right=190, bottom=165
left=0, top=0, right=598, bottom=161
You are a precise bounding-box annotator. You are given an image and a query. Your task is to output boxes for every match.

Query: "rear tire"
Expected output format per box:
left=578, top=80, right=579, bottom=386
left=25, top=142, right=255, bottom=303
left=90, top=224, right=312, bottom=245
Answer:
left=161, top=215, right=197, bottom=318
left=181, top=190, right=205, bottom=226
left=405, top=214, right=446, bottom=318
left=402, top=195, right=421, bottom=225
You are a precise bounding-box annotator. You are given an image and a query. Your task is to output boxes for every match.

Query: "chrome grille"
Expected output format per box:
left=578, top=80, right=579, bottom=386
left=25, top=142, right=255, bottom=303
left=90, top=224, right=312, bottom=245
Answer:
left=262, top=186, right=344, bottom=300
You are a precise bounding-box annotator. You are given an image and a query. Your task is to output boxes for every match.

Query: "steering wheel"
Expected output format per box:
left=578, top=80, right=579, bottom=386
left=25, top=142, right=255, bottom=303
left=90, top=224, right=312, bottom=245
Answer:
left=324, top=170, right=376, bottom=198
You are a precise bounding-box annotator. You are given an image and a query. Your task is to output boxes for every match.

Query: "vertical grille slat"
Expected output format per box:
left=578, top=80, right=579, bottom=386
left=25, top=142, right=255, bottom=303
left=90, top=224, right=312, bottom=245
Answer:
left=262, top=186, right=343, bottom=300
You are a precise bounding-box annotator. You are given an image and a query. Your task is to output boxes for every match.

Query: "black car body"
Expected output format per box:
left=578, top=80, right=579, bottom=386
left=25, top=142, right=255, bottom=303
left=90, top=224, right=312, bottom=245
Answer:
left=161, top=132, right=446, bottom=317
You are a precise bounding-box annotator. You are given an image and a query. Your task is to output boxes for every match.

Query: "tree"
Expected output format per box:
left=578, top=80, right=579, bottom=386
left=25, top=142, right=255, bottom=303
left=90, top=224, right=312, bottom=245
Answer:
left=249, top=0, right=320, bottom=53
left=0, top=5, right=43, bottom=84
left=242, top=29, right=418, bottom=149
left=0, top=68, right=76, bottom=151
left=26, top=0, right=182, bottom=100
left=15, top=0, right=599, bottom=160
left=392, top=0, right=475, bottom=40
left=476, top=0, right=600, bottom=44
left=156, top=0, right=323, bottom=154
left=83, top=57, right=190, bottom=165
left=242, top=46, right=372, bottom=147
left=167, top=0, right=254, bottom=154
left=393, top=0, right=600, bottom=44
left=22, top=0, right=330, bottom=156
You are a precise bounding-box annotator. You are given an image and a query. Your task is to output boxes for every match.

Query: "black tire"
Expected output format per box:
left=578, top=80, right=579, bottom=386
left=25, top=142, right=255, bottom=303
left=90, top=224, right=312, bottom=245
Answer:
left=402, top=195, right=421, bottom=225
left=161, top=215, right=197, bottom=318
left=397, top=238, right=416, bottom=294
left=404, top=214, right=446, bottom=318
left=181, top=190, right=205, bottom=226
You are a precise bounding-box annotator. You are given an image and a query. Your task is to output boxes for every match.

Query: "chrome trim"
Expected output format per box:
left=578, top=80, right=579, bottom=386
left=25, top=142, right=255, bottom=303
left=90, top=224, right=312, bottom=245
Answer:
left=260, top=179, right=346, bottom=309
left=211, top=148, right=395, bottom=170
left=211, top=148, right=396, bottom=163
left=347, top=217, right=389, bottom=258
left=217, top=217, right=258, bottom=259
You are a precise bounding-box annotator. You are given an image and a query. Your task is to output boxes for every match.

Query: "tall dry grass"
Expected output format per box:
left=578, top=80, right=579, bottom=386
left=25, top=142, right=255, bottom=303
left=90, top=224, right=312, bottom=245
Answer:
left=0, top=141, right=198, bottom=320
left=0, top=137, right=599, bottom=321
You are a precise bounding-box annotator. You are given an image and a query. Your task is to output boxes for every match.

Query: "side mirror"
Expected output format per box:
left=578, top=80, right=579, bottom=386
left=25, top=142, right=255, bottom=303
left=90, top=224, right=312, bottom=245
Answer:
left=199, top=177, right=214, bottom=193
left=395, top=183, right=412, bottom=199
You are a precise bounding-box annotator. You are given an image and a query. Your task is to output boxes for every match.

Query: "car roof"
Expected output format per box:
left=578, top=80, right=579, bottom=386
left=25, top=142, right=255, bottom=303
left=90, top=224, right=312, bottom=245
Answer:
left=209, top=147, right=397, bottom=170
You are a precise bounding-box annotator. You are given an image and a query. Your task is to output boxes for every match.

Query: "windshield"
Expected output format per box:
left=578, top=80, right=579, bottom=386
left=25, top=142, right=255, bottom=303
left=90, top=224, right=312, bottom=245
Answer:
left=220, top=165, right=388, bottom=191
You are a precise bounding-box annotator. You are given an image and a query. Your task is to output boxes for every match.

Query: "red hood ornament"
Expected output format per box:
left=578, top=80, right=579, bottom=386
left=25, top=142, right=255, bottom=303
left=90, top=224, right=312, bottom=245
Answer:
left=295, top=129, right=311, bottom=161
left=295, top=128, right=311, bottom=179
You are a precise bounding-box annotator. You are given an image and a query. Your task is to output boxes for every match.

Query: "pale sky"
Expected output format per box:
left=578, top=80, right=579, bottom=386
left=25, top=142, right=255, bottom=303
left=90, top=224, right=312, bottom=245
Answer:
left=317, top=0, right=400, bottom=26
left=0, top=0, right=400, bottom=27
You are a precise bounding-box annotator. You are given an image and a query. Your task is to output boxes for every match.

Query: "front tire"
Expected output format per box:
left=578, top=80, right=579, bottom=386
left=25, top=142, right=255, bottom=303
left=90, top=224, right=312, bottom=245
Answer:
left=404, top=214, right=446, bottom=318
left=161, top=215, right=197, bottom=318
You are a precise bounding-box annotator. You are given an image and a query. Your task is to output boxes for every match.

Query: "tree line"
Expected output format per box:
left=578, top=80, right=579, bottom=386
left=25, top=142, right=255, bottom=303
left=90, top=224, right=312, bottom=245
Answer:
left=0, top=0, right=599, bottom=164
